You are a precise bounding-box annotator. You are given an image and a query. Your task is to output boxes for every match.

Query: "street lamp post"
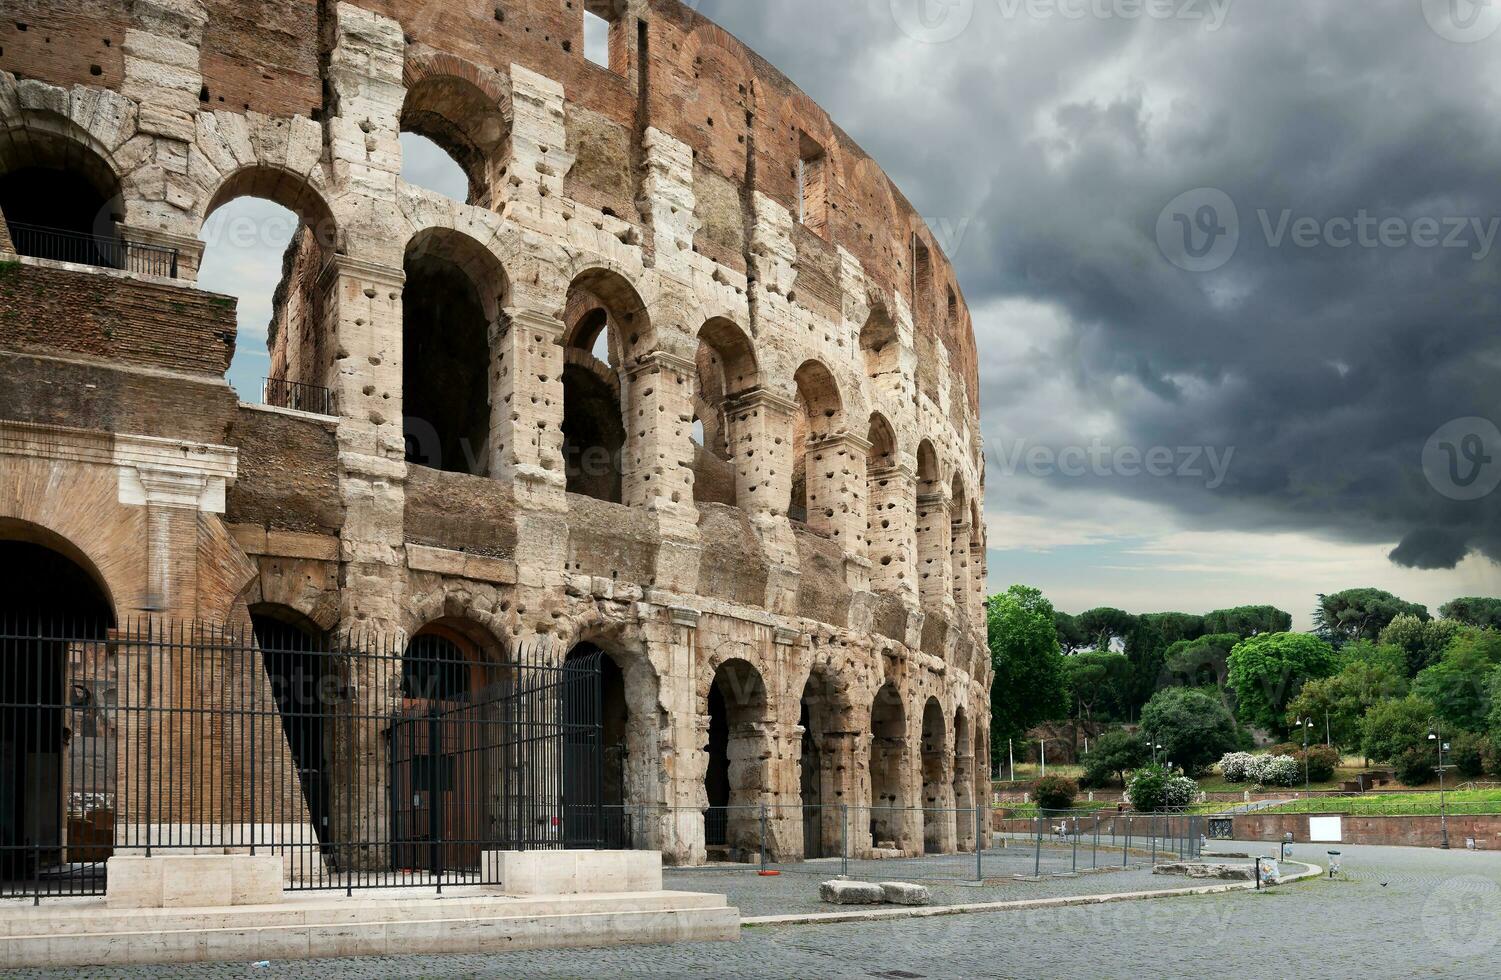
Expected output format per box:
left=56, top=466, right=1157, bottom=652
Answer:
left=1429, top=723, right=1450, bottom=850
left=1296, top=718, right=1315, bottom=796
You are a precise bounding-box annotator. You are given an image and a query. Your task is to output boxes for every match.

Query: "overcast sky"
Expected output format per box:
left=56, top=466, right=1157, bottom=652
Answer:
left=207, top=0, right=1501, bottom=628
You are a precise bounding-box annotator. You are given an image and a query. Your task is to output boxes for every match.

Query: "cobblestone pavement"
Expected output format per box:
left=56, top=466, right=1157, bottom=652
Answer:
left=15, top=843, right=1501, bottom=979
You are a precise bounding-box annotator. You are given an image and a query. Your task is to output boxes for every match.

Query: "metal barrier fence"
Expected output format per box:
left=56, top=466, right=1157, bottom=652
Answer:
left=6, top=222, right=179, bottom=278
left=0, top=616, right=606, bottom=903
left=263, top=377, right=335, bottom=417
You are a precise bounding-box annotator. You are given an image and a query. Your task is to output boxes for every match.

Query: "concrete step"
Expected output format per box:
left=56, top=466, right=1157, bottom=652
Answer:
left=0, top=891, right=740, bottom=969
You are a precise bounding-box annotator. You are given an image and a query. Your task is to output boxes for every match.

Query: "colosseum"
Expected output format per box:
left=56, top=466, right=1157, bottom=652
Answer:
left=0, top=0, right=988, bottom=880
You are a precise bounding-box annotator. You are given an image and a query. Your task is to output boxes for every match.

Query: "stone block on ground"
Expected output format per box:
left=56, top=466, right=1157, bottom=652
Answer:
left=879, top=881, right=930, bottom=906
left=1152, top=862, right=1255, bottom=881
left=819, top=880, right=885, bottom=905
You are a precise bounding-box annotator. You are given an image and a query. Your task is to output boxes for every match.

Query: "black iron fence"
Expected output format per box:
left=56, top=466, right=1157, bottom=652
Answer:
left=263, top=378, right=335, bottom=417
left=5, top=222, right=179, bottom=278
left=0, top=616, right=605, bottom=903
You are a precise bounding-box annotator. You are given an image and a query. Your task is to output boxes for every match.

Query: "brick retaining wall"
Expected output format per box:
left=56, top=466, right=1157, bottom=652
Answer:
left=1230, top=813, right=1501, bottom=849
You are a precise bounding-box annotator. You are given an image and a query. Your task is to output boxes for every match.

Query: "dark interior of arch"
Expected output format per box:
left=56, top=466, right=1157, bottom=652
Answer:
left=562, top=362, right=625, bottom=503
left=400, top=632, right=472, bottom=702
left=251, top=609, right=333, bottom=847
left=0, top=167, right=119, bottom=264
left=402, top=250, right=492, bottom=476
left=562, top=643, right=628, bottom=845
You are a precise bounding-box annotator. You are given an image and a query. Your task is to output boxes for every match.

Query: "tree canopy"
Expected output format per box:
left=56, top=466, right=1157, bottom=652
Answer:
left=1203, top=606, right=1293, bottom=638
left=989, top=585, right=1069, bottom=754
left=1440, top=597, right=1501, bottom=630
left=1226, top=632, right=1336, bottom=736
left=1314, top=589, right=1429, bottom=647
left=1139, top=687, right=1240, bottom=777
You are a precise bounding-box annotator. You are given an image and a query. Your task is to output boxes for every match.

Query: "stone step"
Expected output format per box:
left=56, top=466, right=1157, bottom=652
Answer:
left=0, top=894, right=740, bottom=969
left=0, top=888, right=729, bottom=937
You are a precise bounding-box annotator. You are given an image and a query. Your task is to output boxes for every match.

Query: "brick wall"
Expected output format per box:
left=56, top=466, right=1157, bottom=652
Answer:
left=1231, top=812, right=1501, bottom=850
left=0, top=260, right=237, bottom=377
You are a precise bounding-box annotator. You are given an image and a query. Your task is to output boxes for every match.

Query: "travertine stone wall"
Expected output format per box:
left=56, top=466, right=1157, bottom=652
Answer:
left=0, top=0, right=992, bottom=864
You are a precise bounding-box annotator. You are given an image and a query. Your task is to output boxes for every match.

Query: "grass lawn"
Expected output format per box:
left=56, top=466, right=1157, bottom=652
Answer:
left=997, top=799, right=1117, bottom=816
left=1257, top=788, right=1501, bottom=816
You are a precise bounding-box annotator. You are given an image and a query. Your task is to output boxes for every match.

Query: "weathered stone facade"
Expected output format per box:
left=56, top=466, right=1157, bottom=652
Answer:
left=0, top=0, right=989, bottom=864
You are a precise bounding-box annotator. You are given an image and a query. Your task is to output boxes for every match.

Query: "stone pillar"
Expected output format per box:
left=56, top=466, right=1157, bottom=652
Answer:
left=970, top=540, right=988, bottom=623
left=639, top=128, right=700, bottom=282
left=491, top=306, right=568, bottom=509
left=950, top=517, right=973, bottom=622
left=622, top=349, right=698, bottom=523
left=867, top=461, right=917, bottom=598
left=807, top=431, right=870, bottom=562
left=657, top=609, right=705, bottom=866
left=916, top=492, right=953, bottom=615
left=502, top=65, right=576, bottom=234
left=723, top=388, right=801, bottom=613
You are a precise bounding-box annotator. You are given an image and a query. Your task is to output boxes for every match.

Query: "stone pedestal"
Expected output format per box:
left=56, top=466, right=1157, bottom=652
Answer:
left=105, top=854, right=282, bottom=909
left=482, top=850, right=664, bottom=895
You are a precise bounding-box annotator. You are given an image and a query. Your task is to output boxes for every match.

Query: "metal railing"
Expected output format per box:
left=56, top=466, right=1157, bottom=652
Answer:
left=0, top=616, right=607, bottom=903
left=6, top=222, right=179, bottom=278
left=264, top=377, right=335, bottom=416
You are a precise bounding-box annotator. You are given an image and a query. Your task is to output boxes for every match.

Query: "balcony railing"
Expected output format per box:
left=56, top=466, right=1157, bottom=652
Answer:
left=5, top=222, right=179, bottom=278
left=264, top=377, right=335, bottom=416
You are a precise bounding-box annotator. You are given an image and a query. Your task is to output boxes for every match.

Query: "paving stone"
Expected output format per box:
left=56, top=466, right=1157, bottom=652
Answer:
left=818, top=880, right=884, bottom=904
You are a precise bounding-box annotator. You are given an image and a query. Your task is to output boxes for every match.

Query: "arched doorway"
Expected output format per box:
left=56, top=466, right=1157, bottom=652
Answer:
left=400, top=71, right=510, bottom=207
left=389, top=621, right=498, bottom=874
left=563, top=270, right=647, bottom=503
left=0, top=530, right=114, bottom=888
left=921, top=698, right=949, bottom=854
left=563, top=642, right=628, bottom=847
left=789, top=359, right=845, bottom=534
left=693, top=317, right=759, bottom=508
left=0, top=126, right=123, bottom=269
left=798, top=667, right=846, bottom=859
left=250, top=606, right=335, bottom=850
left=703, top=659, right=767, bottom=859
left=868, top=682, right=907, bottom=852
left=953, top=707, right=976, bottom=849
left=402, top=229, right=504, bottom=475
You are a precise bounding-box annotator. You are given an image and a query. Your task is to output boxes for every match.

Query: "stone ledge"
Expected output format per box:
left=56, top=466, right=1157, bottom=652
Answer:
left=230, top=525, right=341, bottom=561
left=407, top=544, right=519, bottom=585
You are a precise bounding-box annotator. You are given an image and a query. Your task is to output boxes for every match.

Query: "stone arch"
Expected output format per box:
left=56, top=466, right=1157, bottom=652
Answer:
left=868, top=681, right=910, bottom=852
left=203, top=164, right=339, bottom=251
left=679, top=25, right=761, bottom=182
left=701, top=657, right=770, bottom=859
left=401, top=53, right=511, bottom=207
left=953, top=704, right=976, bottom=849
left=915, top=440, right=950, bottom=610
left=0, top=116, right=127, bottom=265
left=865, top=412, right=909, bottom=586
left=402, top=226, right=508, bottom=476
left=789, top=359, right=845, bottom=527
left=920, top=696, right=952, bottom=854
left=859, top=304, right=900, bottom=383
left=693, top=317, right=759, bottom=501
left=796, top=661, right=854, bottom=859
left=562, top=267, right=651, bottom=503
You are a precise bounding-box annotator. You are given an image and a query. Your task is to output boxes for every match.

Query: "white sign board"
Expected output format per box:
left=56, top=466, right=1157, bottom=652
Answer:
left=1308, top=816, right=1344, bottom=843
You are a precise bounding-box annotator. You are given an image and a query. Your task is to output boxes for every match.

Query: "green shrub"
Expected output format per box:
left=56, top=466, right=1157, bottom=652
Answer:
left=1080, top=730, right=1149, bottom=788
left=1449, top=732, right=1487, bottom=780
left=1127, top=763, right=1170, bottom=812
left=1485, top=737, right=1501, bottom=780
left=1296, top=745, right=1340, bottom=783
left=1395, top=745, right=1436, bottom=786
left=1033, top=775, right=1079, bottom=812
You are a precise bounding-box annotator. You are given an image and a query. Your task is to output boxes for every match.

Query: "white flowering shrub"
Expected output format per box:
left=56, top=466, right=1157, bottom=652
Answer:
left=1219, top=752, right=1255, bottom=783
left=1259, top=755, right=1301, bottom=787
left=1164, top=775, right=1198, bottom=809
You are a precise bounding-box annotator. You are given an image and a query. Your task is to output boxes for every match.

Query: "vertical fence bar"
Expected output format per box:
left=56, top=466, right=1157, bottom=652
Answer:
left=975, top=805, right=982, bottom=881
left=1072, top=816, right=1078, bottom=873
left=1033, top=813, right=1042, bottom=878
left=759, top=804, right=768, bottom=873
left=841, top=803, right=849, bottom=877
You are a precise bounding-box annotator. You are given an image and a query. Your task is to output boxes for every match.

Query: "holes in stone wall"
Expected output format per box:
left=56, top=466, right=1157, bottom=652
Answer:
left=797, top=130, right=829, bottom=238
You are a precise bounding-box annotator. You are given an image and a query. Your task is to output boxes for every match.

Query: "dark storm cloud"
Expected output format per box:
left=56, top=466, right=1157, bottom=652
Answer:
left=695, top=0, right=1501, bottom=570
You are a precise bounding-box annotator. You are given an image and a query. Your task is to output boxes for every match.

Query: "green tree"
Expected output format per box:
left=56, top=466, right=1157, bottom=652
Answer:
left=1062, top=650, right=1130, bottom=722
left=1361, top=694, right=1437, bottom=764
left=1285, top=658, right=1407, bottom=753
left=1226, top=632, right=1336, bottom=736
left=1314, top=589, right=1429, bottom=647
left=1054, top=612, right=1090, bottom=654
left=1379, top=614, right=1463, bottom=676
left=1076, top=607, right=1135, bottom=653
left=1440, top=597, right=1501, bottom=630
left=1139, top=687, right=1239, bottom=777
left=1413, top=637, right=1501, bottom=733
left=1163, top=633, right=1241, bottom=699
left=1138, top=612, right=1206, bottom=646
left=1204, top=606, right=1294, bottom=638
left=1080, top=729, right=1149, bottom=787
left=1334, top=638, right=1408, bottom=677
left=989, top=585, right=1070, bottom=759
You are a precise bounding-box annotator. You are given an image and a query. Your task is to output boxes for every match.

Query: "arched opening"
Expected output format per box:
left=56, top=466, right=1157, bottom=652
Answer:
left=402, top=229, right=505, bottom=476
left=921, top=697, right=949, bottom=854
left=953, top=706, right=976, bottom=849
left=563, top=642, right=629, bottom=847
left=0, top=125, right=123, bottom=268
left=0, top=526, right=115, bottom=886
left=563, top=270, right=647, bottom=503
left=797, top=667, right=847, bottom=859
left=400, top=74, right=510, bottom=207
left=250, top=606, right=335, bottom=850
left=703, top=659, right=767, bottom=859
left=866, top=413, right=907, bottom=587
left=951, top=476, right=972, bottom=615
left=915, top=442, right=949, bottom=610
left=693, top=318, right=759, bottom=507
left=790, top=360, right=844, bottom=532
left=389, top=620, right=501, bottom=874
left=859, top=306, right=900, bottom=382
left=868, top=682, right=908, bottom=852
left=201, top=168, right=340, bottom=409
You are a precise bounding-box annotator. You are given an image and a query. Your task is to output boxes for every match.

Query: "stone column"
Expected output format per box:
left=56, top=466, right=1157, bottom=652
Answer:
left=502, top=65, right=576, bottom=235
left=491, top=306, right=568, bottom=509
left=722, top=388, right=801, bottom=613
left=622, top=349, right=698, bottom=524
left=970, top=539, right=988, bottom=623
left=916, top=491, right=953, bottom=616
left=658, top=608, right=705, bottom=866
left=806, top=432, right=870, bottom=576
left=950, top=516, right=973, bottom=623
left=867, top=461, right=917, bottom=598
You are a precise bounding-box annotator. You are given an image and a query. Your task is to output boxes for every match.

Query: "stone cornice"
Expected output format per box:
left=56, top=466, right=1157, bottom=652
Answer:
left=317, top=253, right=406, bottom=291
left=724, top=387, right=801, bottom=417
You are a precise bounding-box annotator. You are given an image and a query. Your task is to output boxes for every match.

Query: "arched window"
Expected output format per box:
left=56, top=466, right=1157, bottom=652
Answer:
left=704, top=658, right=769, bottom=860
left=250, top=605, right=335, bottom=847
left=693, top=318, right=758, bottom=507
left=915, top=441, right=949, bottom=610
left=399, top=74, right=510, bottom=207
left=859, top=306, right=900, bottom=383
left=798, top=666, right=848, bottom=859
left=563, top=270, right=647, bottom=504
left=402, top=228, right=507, bottom=476
left=789, top=360, right=844, bottom=534
left=0, top=126, right=123, bottom=268
left=921, top=697, right=951, bottom=854
left=868, top=682, right=909, bottom=853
